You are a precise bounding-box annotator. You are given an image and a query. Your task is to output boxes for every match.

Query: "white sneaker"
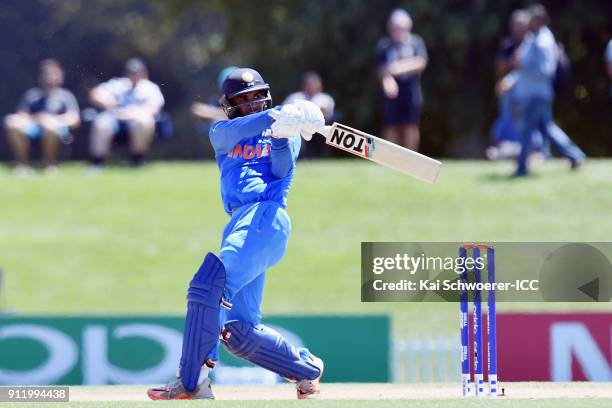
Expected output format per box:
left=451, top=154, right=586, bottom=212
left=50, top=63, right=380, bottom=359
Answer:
left=195, top=378, right=215, bottom=399
left=296, top=355, right=324, bottom=400
left=147, top=377, right=214, bottom=400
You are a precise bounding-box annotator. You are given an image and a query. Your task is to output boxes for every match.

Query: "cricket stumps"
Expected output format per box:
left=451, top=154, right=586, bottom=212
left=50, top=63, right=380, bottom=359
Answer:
left=459, top=243, right=498, bottom=398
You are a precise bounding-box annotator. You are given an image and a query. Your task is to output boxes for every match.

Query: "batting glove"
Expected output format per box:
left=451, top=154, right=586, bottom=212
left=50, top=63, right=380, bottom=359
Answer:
left=293, top=99, right=325, bottom=141
left=269, top=104, right=305, bottom=138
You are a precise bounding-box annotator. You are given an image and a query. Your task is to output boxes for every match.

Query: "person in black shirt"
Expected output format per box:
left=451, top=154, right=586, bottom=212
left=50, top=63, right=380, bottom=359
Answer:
left=376, top=8, right=427, bottom=151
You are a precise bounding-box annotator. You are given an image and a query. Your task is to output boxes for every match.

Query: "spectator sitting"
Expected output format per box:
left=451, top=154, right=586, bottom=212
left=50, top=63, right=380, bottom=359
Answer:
left=4, top=59, right=80, bottom=177
left=88, top=58, right=164, bottom=168
left=284, top=71, right=336, bottom=158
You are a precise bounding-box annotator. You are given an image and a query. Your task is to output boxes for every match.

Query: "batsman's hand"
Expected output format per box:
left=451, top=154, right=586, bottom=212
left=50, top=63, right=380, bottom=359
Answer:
left=269, top=104, right=305, bottom=139
left=293, top=99, right=325, bottom=141
left=269, top=100, right=325, bottom=141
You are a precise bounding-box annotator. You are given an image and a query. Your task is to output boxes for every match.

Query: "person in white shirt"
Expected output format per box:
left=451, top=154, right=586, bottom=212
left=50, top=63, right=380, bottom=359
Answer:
left=88, top=58, right=164, bottom=167
left=284, top=72, right=335, bottom=122
left=284, top=71, right=335, bottom=157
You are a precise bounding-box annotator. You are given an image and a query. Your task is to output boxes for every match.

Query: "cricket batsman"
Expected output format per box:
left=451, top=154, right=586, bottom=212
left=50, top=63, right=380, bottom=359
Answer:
left=147, top=68, right=326, bottom=400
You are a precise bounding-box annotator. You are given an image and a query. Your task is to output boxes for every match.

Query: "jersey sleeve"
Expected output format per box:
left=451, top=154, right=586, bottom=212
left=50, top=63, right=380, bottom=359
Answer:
left=209, top=110, right=274, bottom=155
left=62, top=90, right=80, bottom=113
left=270, top=136, right=301, bottom=178
left=414, top=35, right=428, bottom=63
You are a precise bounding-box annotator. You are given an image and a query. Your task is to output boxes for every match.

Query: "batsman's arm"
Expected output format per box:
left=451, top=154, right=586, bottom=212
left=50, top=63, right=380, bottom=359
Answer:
left=209, top=110, right=274, bottom=155
left=270, top=137, right=300, bottom=178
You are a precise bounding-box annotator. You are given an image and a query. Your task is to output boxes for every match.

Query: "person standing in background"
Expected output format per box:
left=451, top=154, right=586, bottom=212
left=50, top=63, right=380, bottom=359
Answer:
left=488, top=10, right=548, bottom=162
left=4, top=59, right=80, bottom=177
left=284, top=71, right=335, bottom=158
left=513, top=4, right=585, bottom=176
left=496, top=10, right=531, bottom=77
left=376, top=8, right=427, bottom=151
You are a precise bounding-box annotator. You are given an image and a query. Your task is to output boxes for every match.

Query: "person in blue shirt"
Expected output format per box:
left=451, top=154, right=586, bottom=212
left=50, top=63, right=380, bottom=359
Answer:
left=148, top=68, right=326, bottom=401
left=513, top=4, right=585, bottom=176
left=487, top=10, right=548, bottom=162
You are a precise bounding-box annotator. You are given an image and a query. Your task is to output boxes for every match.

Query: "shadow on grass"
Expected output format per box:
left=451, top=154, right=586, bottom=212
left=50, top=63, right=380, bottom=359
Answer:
left=479, top=172, right=541, bottom=182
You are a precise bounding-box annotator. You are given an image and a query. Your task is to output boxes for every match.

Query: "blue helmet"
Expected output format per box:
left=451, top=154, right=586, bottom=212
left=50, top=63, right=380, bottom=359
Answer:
left=219, top=67, right=272, bottom=119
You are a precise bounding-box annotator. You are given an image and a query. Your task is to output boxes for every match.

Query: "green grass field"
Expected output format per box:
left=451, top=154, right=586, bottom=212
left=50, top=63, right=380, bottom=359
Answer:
left=1, top=159, right=612, bottom=338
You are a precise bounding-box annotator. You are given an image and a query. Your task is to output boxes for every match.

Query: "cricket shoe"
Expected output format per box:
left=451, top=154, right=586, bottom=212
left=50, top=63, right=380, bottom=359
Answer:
left=296, top=355, right=324, bottom=400
left=147, top=377, right=214, bottom=400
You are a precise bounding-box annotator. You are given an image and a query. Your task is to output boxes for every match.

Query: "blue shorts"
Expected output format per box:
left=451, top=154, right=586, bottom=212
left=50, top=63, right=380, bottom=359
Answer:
left=383, top=81, right=422, bottom=126
left=25, top=123, right=69, bottom=141
left=218, top=200, right=291, bottom=326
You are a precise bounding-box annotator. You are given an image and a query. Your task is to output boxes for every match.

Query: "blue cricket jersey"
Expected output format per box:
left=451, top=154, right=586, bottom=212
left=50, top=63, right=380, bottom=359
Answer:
left=209, top=109, right=301, bottom=215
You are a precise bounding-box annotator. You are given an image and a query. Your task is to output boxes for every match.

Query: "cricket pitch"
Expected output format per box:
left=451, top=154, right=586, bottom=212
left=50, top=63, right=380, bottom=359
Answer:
left=68, top=382, right=612, bottom=402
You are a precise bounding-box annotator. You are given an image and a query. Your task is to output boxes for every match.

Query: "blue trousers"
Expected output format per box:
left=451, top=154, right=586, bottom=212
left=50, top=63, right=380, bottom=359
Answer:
left=203, top=201, right=319, bottom=380
left=204, top=201, right=290, bottom=361
left=203, top=200, right=290, bottom=364
left=516, top=97, right=585, bottom=175
left=491, top=92, right=548, bottom=157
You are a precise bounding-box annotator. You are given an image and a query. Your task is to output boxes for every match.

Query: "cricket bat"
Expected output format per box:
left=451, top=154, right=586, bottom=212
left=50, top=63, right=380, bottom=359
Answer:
left=315, top=122, right=441, bottom=183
